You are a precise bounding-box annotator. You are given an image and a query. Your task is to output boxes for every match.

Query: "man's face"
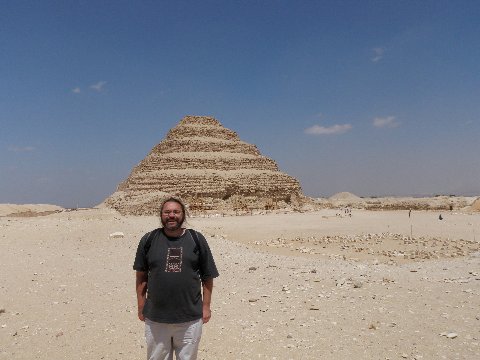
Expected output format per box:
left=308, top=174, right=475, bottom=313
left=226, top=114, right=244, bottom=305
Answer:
left=160, top=201, right=184, bottom=231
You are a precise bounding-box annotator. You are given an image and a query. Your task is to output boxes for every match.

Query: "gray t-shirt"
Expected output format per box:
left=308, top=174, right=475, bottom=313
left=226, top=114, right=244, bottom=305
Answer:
left=133, top=228, right=219, bottom=323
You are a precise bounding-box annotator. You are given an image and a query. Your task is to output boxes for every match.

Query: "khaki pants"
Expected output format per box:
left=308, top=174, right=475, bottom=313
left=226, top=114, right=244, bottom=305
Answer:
left=145, top=318, right=203, bottom=360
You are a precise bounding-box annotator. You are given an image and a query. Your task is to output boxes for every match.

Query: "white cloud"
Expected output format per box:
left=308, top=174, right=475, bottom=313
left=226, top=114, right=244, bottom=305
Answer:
left=90, top=81, right=107, bottom=92
left=305, top=124, right=352, bottom=135
left=371, top=47, right=385, bottom=62
left=72, top=87, right=81, bottom=94
left=8, top=146, right=35, bottom=152
left=373, top=116, right=400, bottom=128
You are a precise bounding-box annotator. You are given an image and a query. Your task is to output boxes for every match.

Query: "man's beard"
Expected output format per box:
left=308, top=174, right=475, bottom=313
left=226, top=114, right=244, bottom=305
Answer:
left=161, top=216, right=184, bottom=231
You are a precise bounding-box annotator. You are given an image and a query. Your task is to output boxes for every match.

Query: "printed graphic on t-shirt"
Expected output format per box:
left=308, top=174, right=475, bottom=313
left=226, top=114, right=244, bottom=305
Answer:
left=165, top=247, right=182, bottom=272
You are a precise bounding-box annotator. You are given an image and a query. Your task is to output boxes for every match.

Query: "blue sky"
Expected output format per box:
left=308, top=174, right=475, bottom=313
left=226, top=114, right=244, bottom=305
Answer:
left=1, top=1, right=479, bottom=207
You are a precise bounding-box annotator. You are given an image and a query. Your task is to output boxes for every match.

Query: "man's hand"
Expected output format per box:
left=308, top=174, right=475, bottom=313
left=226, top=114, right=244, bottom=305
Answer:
left=202, top=305, right=211, bottom=324
left=201, top=278, right=214, bottom=324
left=136, top=271, right=148, bottom=322
left=138, top=308, right=145, bottom=322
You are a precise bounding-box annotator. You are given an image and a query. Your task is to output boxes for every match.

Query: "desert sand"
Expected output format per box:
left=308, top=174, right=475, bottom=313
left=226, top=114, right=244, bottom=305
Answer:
left=1, top=204, right=479, bottom=359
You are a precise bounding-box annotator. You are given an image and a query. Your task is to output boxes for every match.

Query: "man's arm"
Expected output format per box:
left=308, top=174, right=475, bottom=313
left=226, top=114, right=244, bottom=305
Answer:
left=136, top=271, right=148, bottom=321
left=202, top=278, right=214, bottom=324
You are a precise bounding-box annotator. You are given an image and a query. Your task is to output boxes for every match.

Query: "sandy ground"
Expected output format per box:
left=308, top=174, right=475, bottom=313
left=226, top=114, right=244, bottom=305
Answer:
left=1, top=207, right=479, bottom=359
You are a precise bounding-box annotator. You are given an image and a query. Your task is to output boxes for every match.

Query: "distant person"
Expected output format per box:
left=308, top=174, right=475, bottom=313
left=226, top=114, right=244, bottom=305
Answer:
left=134, top=196, right=219, bottom=360
left=408, top=209, right=411, bottom=218
left=439, top=214, right=443, bottom=220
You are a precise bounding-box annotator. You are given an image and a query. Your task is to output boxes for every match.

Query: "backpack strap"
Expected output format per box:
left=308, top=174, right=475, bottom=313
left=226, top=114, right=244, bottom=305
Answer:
left=144, top=228, right=160, bottom=256
left=188, top=229, right=202, bottom=256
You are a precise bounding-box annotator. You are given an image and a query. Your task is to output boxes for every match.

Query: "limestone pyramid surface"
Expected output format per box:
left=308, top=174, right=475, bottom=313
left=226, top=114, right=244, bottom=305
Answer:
left=104, top=115, right=306, bottom=215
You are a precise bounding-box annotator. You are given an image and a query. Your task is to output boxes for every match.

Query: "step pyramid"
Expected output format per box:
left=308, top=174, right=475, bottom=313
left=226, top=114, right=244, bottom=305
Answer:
left=104, top=115, right=307, bottom=215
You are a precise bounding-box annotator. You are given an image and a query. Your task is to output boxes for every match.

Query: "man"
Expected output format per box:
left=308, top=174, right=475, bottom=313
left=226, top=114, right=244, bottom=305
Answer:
left=134, top=197, right=219, bottom=360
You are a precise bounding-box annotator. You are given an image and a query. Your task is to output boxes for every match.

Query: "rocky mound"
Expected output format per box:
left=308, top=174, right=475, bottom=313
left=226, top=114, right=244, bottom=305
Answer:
left=329, top=192, right=362, bottom=201
left=104, top=115, right=308, bottom=215
left=470, top=197, right=480, bottom=211
left=327, top=192, right=365, bottom=207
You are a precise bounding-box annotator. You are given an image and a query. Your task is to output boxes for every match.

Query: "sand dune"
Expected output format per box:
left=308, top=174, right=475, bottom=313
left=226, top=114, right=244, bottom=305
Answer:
left=0, top=204, right=64, bottom=217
